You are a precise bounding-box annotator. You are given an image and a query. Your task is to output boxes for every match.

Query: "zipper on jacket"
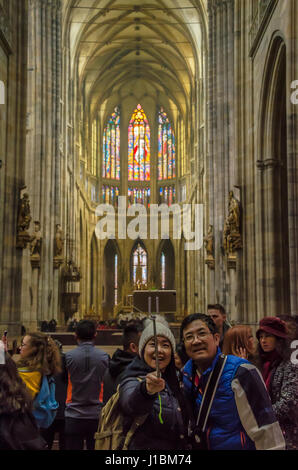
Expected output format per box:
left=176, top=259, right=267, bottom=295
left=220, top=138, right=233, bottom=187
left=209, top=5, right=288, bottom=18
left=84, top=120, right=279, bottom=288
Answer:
left=240, top=431, right=246, bottom=449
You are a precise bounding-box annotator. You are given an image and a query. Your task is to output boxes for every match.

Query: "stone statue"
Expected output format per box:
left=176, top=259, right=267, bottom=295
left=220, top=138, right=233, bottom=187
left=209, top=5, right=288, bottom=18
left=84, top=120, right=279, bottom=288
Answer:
left=30, top=221, right=42, bottom=256
left=204, top=224, right=214, bottom=258
left=54, top=224, right=64, bottom=257
left=204, top=224, right=215, bottom=270
left=223, top=191, right=242, bottom=256
left=16, top=191, right=32, bottom=249
left=17, top=193, right=32, bottom=233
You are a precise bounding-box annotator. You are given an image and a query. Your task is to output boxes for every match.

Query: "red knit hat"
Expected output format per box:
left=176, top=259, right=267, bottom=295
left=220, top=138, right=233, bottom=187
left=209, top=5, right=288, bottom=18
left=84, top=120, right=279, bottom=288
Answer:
left=256, top=317, right=288, bottom=339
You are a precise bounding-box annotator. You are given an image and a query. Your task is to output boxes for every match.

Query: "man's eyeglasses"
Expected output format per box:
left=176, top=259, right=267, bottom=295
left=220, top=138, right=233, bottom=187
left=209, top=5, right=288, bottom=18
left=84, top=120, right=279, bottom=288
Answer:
left=183, top=331, right=212, bottom=343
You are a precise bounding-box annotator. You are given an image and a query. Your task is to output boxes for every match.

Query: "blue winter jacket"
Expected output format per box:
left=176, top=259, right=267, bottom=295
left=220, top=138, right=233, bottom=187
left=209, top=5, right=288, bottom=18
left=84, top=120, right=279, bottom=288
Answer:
left=182, top=348, right=285, bottom=450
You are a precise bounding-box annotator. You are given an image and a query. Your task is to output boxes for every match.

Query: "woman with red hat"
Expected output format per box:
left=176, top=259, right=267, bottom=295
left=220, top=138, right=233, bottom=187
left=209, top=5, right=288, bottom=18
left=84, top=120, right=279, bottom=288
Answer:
left=256, top=316, right=298, bottom=450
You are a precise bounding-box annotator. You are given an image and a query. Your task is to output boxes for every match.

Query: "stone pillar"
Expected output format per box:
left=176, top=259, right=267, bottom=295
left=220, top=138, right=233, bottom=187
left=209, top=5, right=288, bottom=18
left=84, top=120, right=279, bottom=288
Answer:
left=207, top=0, right=237, bottom=317
left=22, top=0, right=62, bottom=329
left=0, top=0, right=28, bottom=337
left=287, top=4, right=298, bottom=315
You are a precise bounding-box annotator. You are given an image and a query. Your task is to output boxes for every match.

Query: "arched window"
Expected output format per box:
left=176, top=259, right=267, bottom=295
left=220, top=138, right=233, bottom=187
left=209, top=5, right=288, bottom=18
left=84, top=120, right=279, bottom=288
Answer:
left=158, top=108, right=175, bottom=181
left=132, top=243, right=148, bottom=288
left=114, top=253, right=118, bottom=305
left=103, top=240, right=120, bottom=317
left=91, top=120, right=97, bottom=176
left=102, top=185, right=119, bottom=207
left=102, top=107, right=120, bottom=180
left=159, top=185, right=176, bottom=206
left=128, top=187, right=150, bottom=207
left=128, top=104, right=150, bottom=181
left=159, top=240, right=175, bottom=290
left=161, top=252, right=166, bottom=289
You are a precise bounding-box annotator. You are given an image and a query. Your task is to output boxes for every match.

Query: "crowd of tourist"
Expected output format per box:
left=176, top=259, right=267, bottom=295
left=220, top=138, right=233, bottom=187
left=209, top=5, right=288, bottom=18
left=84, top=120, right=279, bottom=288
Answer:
left=0, top=306, right=298, bottom=451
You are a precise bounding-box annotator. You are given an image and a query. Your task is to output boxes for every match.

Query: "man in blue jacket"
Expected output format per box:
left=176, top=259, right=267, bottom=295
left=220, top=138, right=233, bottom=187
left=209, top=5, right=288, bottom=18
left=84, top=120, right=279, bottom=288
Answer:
left=180, top=313, right=285, bottom=450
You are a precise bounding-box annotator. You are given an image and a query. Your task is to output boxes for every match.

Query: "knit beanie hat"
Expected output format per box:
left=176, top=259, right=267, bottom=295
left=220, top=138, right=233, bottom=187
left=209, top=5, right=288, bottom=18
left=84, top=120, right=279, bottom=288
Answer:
left=139, top=315, right=176, bottom=357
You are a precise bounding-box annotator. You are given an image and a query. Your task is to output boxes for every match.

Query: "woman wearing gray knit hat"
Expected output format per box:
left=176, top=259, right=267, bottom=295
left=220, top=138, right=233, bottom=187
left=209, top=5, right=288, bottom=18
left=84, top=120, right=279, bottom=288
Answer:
left=118, top=316, right=193, bottom=450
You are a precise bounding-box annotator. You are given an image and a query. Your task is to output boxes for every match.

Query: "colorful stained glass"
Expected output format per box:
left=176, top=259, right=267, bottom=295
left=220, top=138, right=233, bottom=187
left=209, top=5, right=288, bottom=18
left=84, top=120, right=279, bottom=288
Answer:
left=158, top=108, right=176, bottom=180
left=132, top=244, right=148, bottom=287
left=159, top=186, right=176, bottom=206
left=91, top=121, right=97, bottom=176
left=128, top=187, right=150, bottom=207
left=114, top=254, right=118, bottom=305
left=102, top=185, right=119, bottom=207
left=128, top=104, right=150, bottom=182
left=102, top=107, right=120, bottom=180
left=161, top=252, right=166, bottom=289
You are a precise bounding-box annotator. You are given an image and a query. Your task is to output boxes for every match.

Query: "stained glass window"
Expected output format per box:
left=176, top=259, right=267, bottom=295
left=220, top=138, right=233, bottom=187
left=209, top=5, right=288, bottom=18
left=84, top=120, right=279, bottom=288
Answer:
left=161, top=252, right=166, bottom=289
left=132, top=244, right=148, bottom=288
left=159, top=186, right=176, bottom=206
left=114, top=254, right=118, bottom=305
left=91, top=120, right=97, bottom=176
left=102, top=107, right=120, bottom=180
left=128, top=187, right=150, bottom=207
left=158, top=108, right=176, bottom=180
left=128, top=104, right=150, bottom=182
left=102, top=185, right=119, bottom=207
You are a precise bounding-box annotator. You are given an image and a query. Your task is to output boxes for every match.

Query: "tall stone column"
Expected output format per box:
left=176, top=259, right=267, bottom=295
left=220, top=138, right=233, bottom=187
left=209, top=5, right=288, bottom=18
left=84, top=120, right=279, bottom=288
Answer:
left=207, top=0, right=237, bottom=318
left=0, top=0, right=28, bottom=337
left=22, top=0, right=62, bottom=329
left=287, top=5, right=298, bottom=315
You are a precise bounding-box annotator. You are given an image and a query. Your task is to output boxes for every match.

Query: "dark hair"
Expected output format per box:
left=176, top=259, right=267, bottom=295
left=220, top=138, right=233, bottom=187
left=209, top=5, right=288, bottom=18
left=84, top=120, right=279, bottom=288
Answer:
left=122, top=322, right=143, bottom=351
left=75, top=320, right=96, bottom=341
left=207, top=304, right=226, bottom=316
left=0, top=354, right=33, bottom=414
left=180, top=313, right=218, bottom=342
left=162, top=355, right=194, bottom=431
left=175, top=342, right=189, bottom=366
left=277, top=315, right=298, bottom=340
left=257, top=336, right=291, bottom=363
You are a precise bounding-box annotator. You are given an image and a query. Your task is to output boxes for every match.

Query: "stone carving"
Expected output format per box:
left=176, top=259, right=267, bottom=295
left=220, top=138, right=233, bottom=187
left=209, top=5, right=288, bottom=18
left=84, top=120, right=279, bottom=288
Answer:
left=223, top=191, right=242, bottom=268
left=30, top=221, right=42, bottom=268
left=16, top=192, right=32, bottom=249
left=204, top=224, right=215, bottom=270
left=53, top=224, right=64, bottom=268
left=62, top=260, right=81, bottom=282
left=54, top=224, right=64, bottom=256
left=204, top=224, right=214, bottom=257
left=30, top=221, right=42, bottom=255
left=18, top=193, right=32, bottom=232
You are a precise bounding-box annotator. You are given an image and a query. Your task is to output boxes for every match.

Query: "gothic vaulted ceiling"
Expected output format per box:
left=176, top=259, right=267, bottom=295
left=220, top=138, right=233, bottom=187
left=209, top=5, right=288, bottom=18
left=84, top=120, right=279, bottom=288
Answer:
left=63, top=0, right=207, bottom=120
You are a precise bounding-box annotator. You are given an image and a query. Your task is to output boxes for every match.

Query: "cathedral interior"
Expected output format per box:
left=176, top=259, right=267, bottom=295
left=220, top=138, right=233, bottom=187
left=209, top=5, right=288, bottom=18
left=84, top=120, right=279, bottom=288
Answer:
left=0, top=0, right=297, bottom=339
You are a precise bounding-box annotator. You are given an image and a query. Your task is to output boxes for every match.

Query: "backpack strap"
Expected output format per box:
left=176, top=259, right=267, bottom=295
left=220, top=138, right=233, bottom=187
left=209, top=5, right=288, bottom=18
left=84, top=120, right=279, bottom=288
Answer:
left=195, top=354, right=227, bottom=434
left=122, top=413, right=149, bottom=450
left=121, top=377, right=149, bottom=450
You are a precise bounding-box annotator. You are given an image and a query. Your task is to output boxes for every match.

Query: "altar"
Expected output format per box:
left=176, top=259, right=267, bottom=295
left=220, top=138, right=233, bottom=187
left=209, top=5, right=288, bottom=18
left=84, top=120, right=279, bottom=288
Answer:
left=133, top=290, right=176, bottom=322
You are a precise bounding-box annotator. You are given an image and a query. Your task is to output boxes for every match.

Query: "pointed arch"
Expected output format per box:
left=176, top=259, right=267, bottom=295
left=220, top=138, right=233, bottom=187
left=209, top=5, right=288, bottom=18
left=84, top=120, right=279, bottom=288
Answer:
left=103, top=239, right=120, bottom=318
left=130, top=240, right=148, bottom=288
left=157, top=239, right=175, bottom=290
left=257, top=34, right=290, bottom=315
left=90, top=233, right=99, bottom=309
